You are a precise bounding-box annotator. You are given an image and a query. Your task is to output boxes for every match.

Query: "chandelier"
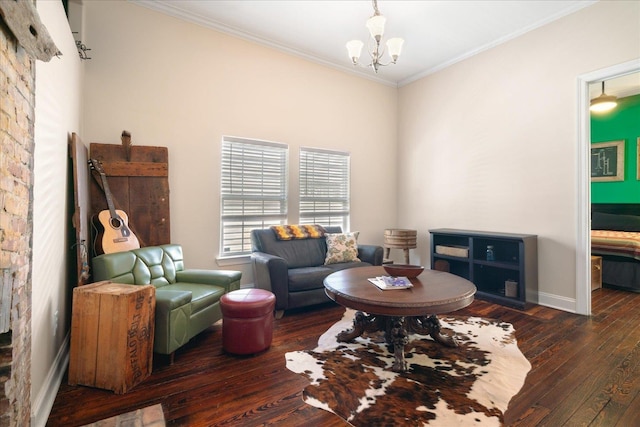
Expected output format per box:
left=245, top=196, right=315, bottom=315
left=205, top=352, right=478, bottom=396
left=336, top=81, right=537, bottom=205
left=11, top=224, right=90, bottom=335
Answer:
left=346, top=0, right=404, bottom=73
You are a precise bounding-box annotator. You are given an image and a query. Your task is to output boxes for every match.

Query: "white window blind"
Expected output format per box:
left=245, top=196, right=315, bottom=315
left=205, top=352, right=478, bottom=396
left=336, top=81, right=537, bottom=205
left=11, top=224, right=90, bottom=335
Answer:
left=299, top=147, right=350, bottom=230
left=221, top=137, right=288, bottom=256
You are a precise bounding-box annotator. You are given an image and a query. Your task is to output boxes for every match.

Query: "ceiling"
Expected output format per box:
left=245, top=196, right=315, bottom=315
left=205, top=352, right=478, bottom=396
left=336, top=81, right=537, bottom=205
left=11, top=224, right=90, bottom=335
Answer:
left=590, top=73, right=640, bottom=100
left=132, top=0, right=639, bottom=96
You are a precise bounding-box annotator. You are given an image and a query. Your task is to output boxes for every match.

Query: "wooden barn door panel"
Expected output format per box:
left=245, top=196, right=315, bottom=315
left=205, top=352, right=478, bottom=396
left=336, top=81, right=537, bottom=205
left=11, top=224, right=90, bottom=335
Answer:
left=128, top=176, right=170, bottom=246
left=89, top=140, right=170, bottom=253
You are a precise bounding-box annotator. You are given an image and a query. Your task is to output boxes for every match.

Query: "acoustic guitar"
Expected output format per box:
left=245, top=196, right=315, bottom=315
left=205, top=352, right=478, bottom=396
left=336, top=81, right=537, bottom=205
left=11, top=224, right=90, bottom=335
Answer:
left=89, top=158, right=140, bottom=254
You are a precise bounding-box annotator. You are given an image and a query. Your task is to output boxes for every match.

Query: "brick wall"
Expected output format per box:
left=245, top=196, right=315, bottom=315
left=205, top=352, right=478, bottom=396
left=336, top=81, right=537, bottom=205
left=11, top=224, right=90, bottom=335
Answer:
left=0, top=13, right=35, bottom=427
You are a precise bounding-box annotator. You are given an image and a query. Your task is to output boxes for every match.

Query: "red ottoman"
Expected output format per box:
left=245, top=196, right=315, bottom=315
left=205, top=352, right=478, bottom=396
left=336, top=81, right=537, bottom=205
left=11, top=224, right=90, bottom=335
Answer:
left=220, top=288, right=276, bottom=355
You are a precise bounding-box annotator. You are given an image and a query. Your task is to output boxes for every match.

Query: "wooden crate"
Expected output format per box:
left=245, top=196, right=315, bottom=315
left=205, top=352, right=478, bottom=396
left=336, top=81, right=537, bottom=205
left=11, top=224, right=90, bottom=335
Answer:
left=69, top=281, right=155, bottom=394
left=591, top=256, right=602, bottom=291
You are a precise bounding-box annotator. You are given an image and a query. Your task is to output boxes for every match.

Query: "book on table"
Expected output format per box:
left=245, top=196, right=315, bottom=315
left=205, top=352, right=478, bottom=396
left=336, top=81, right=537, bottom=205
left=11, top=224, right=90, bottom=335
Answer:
left=368, top=276, right=413, bottom=290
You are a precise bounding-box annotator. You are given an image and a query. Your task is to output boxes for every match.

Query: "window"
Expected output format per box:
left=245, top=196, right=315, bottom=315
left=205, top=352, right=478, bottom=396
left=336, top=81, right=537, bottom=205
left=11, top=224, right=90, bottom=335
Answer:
left=220, top=137, right=288, bottom=256
left=299, top=147, right=350, bottom=229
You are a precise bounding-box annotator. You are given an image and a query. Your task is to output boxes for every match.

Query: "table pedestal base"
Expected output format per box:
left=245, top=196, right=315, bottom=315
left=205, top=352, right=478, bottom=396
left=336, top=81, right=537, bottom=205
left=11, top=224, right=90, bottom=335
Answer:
left=336, top=311, right=458, bottom=372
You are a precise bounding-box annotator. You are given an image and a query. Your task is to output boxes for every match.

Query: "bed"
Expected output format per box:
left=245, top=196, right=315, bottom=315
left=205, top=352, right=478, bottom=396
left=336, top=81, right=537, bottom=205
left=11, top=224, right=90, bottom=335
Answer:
left=591, top=203, right=640, bottom=291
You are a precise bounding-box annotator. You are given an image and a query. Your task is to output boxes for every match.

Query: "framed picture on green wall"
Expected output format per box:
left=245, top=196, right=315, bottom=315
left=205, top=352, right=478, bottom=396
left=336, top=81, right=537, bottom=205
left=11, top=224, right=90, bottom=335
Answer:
left=591, top=140, right=625, bottom=182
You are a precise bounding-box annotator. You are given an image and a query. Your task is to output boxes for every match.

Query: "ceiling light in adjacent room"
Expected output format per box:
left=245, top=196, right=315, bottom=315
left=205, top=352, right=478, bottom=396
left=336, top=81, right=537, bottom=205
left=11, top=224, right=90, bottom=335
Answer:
left=590, top=81, right=617, bottom=112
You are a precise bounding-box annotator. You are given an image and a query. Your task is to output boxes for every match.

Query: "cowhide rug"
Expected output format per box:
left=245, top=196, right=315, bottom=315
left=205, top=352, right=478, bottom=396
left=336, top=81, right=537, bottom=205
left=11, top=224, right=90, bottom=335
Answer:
left=285, top=309, right=530, bottom=426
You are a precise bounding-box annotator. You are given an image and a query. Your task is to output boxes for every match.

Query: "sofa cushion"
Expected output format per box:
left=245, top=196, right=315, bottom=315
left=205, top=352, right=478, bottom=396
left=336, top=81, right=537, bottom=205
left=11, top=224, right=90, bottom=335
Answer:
left=91, top=251, right=138, bottom=285
left=326, top=261, right=372, bottom=272
left=155, top=289, right=193, bottom=311
left=324, top=232, right=361, bottom=265
left=252, top=230, right=327, bottom=268
left=164, top=283, right=226, bottom=313
left=131, top=246, right=178, bottom=286
left=161, top=244, right=185, bottom=271
left=288, top=266, right=335, bottom=292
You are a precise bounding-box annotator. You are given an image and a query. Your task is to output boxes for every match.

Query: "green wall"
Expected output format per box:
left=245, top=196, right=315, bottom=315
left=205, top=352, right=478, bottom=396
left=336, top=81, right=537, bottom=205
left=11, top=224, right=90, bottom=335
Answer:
left=591, top=94, right=640, bottom=203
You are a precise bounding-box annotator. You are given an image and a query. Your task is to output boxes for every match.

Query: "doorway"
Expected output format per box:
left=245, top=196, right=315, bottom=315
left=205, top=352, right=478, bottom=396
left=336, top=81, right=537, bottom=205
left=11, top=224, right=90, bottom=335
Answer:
left=576, top=59, right=640, bottom=315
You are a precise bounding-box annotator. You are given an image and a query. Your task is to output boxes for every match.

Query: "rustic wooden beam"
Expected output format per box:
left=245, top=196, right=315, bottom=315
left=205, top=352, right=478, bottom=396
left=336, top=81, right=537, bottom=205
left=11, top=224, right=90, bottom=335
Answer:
left=102, top=162, right=169, bottom=177
left=0, top=0, right=61, bottom=61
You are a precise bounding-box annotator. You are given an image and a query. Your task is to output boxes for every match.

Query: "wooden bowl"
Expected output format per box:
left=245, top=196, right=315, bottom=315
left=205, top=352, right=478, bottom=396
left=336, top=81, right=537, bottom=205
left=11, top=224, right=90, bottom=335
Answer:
left=383, top=264, right=425, bottom=278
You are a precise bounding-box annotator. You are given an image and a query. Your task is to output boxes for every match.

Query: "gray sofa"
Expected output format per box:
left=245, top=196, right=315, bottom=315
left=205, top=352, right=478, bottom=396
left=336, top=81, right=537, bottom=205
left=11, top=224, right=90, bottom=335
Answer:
left=251, top=226, right=383, bottom=317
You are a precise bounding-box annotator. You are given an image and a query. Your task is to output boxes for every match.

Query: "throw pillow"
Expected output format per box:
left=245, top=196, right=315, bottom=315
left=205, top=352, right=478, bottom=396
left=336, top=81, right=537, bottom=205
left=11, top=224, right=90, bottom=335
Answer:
left=271, top=224, right=326, bottom=240
left=324, top=232, right=361, bottom=265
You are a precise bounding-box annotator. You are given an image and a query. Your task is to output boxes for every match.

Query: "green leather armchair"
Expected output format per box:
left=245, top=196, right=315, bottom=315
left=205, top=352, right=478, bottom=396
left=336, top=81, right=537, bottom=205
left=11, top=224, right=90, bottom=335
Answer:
left=91, top=244, right=241, bottom=362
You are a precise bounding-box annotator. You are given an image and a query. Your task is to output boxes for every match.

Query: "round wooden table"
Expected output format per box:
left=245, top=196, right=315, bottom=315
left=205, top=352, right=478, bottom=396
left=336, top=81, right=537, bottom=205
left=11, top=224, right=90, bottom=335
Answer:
left=324, top=266, right=476, bottom=371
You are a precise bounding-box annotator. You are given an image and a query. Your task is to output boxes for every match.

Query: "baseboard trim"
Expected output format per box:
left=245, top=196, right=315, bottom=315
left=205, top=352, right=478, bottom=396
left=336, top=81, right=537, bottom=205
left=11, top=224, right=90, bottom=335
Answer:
left=537, top=291, right=577, bottom=314
left=32, top=333, right=70, bottom=427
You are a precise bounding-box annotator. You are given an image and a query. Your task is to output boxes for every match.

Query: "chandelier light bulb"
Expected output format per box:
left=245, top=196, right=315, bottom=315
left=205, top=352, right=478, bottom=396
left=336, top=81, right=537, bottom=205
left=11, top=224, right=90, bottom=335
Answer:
left=346, top=40, right=364, bottom=63
left=386, top=38, right=404, bottom=62
left=366, top=14, right=386, bottom=41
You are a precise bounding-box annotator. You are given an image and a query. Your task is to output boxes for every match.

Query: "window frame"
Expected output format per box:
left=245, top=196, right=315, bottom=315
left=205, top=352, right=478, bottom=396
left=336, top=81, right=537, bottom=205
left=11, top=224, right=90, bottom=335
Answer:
left=298, top=147, right=350, bottom=230
left=219, top=136, right=288, bottom=257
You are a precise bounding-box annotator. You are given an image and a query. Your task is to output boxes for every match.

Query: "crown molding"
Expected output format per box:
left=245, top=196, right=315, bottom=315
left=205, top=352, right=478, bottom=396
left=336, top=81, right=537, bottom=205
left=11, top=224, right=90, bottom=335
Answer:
left=398, top=0, right=598, bottom=87
left=130, top=0, right=397, bottom=88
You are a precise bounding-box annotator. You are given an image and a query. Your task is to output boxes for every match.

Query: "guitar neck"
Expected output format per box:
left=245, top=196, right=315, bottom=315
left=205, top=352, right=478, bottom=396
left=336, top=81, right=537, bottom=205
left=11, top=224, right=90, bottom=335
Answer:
left=98, top=172, right=119, bottom=219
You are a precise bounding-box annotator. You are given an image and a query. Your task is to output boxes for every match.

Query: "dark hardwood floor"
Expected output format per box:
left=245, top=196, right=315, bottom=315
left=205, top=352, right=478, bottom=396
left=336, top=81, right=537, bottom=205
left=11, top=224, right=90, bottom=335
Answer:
left=47, top=287, right=640, bottom=426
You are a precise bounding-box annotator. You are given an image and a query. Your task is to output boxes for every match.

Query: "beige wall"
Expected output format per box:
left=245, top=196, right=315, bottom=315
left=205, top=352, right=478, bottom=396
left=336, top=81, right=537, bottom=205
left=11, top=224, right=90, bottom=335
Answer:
left=81, top=1, right=398, bottom=282
left=32, top=1, right=82, bottom=425
left=398, top=0, right=640, bottom=310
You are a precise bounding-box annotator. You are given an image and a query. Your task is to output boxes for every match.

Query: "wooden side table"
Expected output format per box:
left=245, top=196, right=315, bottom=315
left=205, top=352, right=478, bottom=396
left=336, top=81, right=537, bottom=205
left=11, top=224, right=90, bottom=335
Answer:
left=69, top=281, right=155, bottom=394
left=591, top=256, right=602, bottom=291
left=383, top=229, right=417, bottom=264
